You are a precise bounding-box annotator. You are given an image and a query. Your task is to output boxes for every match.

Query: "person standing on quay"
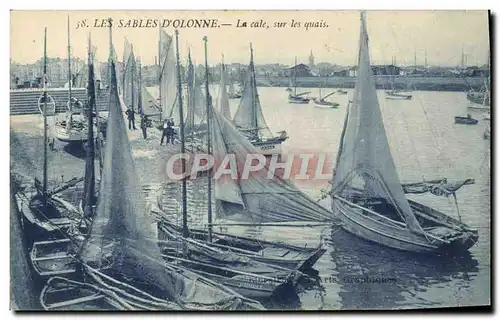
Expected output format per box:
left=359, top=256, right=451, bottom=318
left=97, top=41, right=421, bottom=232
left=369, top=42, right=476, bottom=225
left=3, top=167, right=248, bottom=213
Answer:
left=125, top=108, right=137, bottom=130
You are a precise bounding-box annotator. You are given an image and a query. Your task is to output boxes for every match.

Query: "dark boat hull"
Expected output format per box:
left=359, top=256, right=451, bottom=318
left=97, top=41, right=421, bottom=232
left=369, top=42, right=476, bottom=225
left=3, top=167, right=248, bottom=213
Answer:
left=331, top=195, right=478, bottom=254
left=159, top=222, right=326, bottom=272
left=455, top=116, right=479, bottom=125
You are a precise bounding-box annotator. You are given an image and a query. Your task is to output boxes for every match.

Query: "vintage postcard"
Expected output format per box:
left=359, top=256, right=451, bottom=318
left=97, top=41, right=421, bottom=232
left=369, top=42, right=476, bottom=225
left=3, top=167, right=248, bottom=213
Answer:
left=10, top=10, right=491, bottom=311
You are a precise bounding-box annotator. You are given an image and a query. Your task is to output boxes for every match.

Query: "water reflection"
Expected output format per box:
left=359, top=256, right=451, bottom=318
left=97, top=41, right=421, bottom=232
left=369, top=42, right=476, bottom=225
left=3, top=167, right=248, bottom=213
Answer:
left=329, top=229, right=479, bottom=309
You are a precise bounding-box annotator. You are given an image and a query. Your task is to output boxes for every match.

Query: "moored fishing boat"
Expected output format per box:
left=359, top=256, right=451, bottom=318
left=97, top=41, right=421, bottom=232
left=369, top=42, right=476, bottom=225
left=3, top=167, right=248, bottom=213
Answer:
left=12, top=29, right=84, bottom=246
left=158, top=222, right=326, bottom=272
left=312, top=87, right=339, bottom=109
left=455, top=115, right=478, bottom=125
left=36, top=26, right=265, bottom=310
left=385, top=90, right=413, bottom=100
left=53, top=16, right=106, bottom=145
left=288, top=57, right=311, bottom=104
left=330, top=12, right=478, bottom=254
left=233, top=44, right=288, bottom=156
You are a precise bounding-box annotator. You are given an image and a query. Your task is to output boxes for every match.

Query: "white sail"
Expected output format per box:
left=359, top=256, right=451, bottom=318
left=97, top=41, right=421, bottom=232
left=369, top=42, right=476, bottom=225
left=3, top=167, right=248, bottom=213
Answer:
left=123, top=48, right=137, bottom=109
left=232, top=47, right=273, bottom=140
left=159, top=29, right=178, bottom=123
left=331, top=12, right=424, bottom=233
left=218, top=64, right=231, bottom=118
left=211, top=105, right=332, bottom=222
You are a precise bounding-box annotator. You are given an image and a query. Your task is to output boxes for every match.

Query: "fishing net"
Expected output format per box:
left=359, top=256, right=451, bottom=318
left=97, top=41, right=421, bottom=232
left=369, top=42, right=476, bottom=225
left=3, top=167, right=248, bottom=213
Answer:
left=79, top=60, right=185, bottom=302
left=78, top=61, right=260, bottom=310
left=211, top=105, right=332, bottom=223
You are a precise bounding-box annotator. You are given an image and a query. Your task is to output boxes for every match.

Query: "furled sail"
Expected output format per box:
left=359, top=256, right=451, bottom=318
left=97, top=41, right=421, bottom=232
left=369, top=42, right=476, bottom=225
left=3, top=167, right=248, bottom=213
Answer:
left=185, top=53, right=206, bottom=135
left=79, top=57, right=258, bottom=310
left=233, top=47, right=273, bottom=140
left=159, top=29, right=178, bottom=123
left=82, top=45, right=96, bottom=217
left=211, top=105, right=332, bottom=222
left=330, top=12, right=424, bottom=233
left=218, top=63, right=231, bottom=119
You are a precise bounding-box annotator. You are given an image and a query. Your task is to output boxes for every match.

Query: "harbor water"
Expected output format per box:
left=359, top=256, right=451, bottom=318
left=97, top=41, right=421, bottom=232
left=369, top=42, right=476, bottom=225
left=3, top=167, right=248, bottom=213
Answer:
left=10, top=87, right=490, bottom=309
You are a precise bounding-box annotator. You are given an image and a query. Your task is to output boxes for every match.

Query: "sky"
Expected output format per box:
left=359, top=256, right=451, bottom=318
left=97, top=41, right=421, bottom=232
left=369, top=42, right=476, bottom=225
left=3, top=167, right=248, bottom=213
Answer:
left=10, top=10, right=490, bottom=67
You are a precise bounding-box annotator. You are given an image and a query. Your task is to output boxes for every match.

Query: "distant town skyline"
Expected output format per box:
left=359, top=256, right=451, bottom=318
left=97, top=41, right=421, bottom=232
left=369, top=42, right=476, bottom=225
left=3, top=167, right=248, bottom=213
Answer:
left=10, top=10, right=490, bottom=67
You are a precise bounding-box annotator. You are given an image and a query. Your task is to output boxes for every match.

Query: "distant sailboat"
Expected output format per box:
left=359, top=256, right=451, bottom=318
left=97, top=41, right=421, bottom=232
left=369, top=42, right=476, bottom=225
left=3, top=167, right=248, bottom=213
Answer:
left=330, top=12, right=478, bottom=254
left=385, top=69, right=413, bottom=100
left=313, top=76, right=339, bottom=109
left=467, top=77, right=490, bottom=110
left=233, top=44, right=289, bottom=156
left=218, top=55, right=232, bottom=119
left=288, top=57, right=311, bottom=104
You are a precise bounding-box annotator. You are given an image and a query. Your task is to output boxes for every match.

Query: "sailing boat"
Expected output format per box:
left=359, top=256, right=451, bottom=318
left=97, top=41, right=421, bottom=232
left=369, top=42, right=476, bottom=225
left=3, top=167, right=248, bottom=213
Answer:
left=122, top=40, right=139, bottom=114
left=227, top=66, right=242, bottom=99
left=36, top=26, right=264, bottom=311
left=13, top=27, right=83, bottom=246
left=157, top=28, right=179, bottom=126
left=330, top=12, right=478, bottom=254
left=455, top=102, right=479, bottom=125
left=53, top=16, right=105, bottom=144
left=156, top=34, right=302, bottom=302
left=288, top=57, right=311, bottom=104
left=385, top=68, right=413, bottom=100
left=218, top=56, right=232, bottom=119
left=313, top=76, right=339, bottom=109
left=466, top=77, right=490, bottom=110
left=158, top=36, right=330, bottom=270
left=30, top=35, right=99, bottom=280
left=233, top=44, right=289, bottom=156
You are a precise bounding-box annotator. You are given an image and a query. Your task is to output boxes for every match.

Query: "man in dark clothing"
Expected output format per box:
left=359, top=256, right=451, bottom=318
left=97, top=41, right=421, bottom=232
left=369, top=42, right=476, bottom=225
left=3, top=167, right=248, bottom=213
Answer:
left=166, top=118, right=175, bottom=145
left=125, top=108, right=136, bottom=130
left=140, top=115, right=148, bottom=139
left=160, top=119, right=169, bottom=146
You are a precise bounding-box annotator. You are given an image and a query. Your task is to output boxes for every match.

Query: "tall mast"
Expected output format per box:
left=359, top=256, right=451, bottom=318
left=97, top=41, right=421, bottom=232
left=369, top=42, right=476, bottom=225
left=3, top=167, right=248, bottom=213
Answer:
left=250, top=43, right=258, bottom=138
left=414, top=47, right=417, bottom=67
left=67, top=15, right=72, bottom=107
left=175, top=30, right=188, bottom=238
left=425, top=47, right=428, bottom=68
left=138, top=57, right=142, bottom=114
left=131, top=45, right=135, bottom=111
left=108, top=17, right=113, bottom=81
left=84, top=32, right=96, bottom=218
left=158, top=25, right=162, bottom=121
left=294, top=56, right=297, bottom=96
left=188, top=48, right=194, bottom=153
left=42, top=27, right=48, bottom=204
left=203, top=36, right=213, bottom=242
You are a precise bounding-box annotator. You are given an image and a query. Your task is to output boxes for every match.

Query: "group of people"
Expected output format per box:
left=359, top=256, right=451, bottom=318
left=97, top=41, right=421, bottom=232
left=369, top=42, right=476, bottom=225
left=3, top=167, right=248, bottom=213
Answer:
left=125, top=107, right=176, bottom=144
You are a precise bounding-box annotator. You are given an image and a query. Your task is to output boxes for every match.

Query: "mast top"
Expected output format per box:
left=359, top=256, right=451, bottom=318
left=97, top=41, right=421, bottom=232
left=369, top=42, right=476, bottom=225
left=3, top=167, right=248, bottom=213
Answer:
left=250, top=43, right=254, bottom=62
